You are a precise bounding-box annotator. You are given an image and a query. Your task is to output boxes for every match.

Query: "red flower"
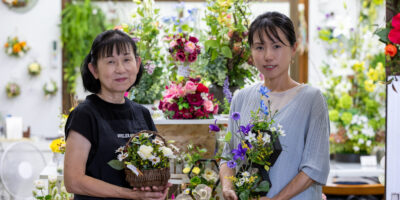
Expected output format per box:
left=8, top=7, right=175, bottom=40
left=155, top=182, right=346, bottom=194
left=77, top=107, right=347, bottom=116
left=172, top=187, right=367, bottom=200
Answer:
left=392, top=13, right=400, bottom=28
left=194, top=108, right=205, bottom=118
left=196, top=83, right=209, bottom=93
left=176, top=51, right=186, bottom=62
left=213, top=104, right=219, bottom=115
left=189, top=77, right=201, bottom=83
left=189, top=36, right=199, bottom=43
left=188, top=53, right=197, bottom=62
left=177, top=38, right=184, bottom=47
left=186, top=93, right=204, bottom=106
left=385, top=44, right=398, bottom=57
left=167, top=103, right=179, bottom=113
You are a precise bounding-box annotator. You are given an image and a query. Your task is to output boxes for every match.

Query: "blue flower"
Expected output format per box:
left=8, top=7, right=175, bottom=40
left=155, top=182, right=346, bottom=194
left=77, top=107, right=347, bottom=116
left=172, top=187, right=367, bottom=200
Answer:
left=227, top=160, right=237, bottom=168
left=231, top=112, right=240, bottom=121
left=260, top=100, right=269, bottom=116
left=259, top=86, right=270, bottom=98
left=209, top=119, right=220, bottom=132
left=239, top=124, right=254, bottom=135
left=231, top=143, right=247, bottom=161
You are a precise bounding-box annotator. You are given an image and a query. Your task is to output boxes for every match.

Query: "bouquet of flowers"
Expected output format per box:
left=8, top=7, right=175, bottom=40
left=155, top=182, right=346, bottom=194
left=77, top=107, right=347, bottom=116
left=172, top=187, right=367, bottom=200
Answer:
left=5, top=82, right=21, bottom=98
left=43, top=80, right=58, bottom=97
left=2, top=0, right=28, bottom=7
left=28, top=62, right=41, bottom=76
left=211, top=86, right=284, bottom=200
left=50, top=137, right=66, bottom=154
left=33, top=176, right=71, bottom=200
left=167, top=33, right=201, bottom=65
left=4, top=36, right=29, bottom=57
left=108, top=130, right=178, bottom=187
left=174, top=144, right=219, bottom=200
left=158, top=78, right=218, bottom=119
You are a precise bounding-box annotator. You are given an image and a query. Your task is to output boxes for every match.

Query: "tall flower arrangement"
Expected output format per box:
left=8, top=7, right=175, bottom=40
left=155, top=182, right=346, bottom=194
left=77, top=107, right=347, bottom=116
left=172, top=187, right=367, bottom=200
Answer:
left=121, top=0, right=168, bottom=104
left=317, top=0, right=385, bottom=154
left=201, top=0, right=256, bottom=88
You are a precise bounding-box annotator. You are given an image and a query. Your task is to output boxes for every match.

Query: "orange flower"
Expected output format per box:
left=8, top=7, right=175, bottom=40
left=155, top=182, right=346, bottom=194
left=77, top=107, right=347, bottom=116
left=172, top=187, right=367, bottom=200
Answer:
left=12, top=43, right=21, bottom=53
left=20, top=41, right=26, bottom=47
left=385, top=44, right=397, bottom=57
left=4, top=43, right=8, bottom=48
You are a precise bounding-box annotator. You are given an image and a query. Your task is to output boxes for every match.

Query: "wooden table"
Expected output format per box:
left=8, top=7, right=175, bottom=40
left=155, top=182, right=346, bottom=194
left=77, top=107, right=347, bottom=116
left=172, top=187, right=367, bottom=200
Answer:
left=323, top=183, right=384, bottom=195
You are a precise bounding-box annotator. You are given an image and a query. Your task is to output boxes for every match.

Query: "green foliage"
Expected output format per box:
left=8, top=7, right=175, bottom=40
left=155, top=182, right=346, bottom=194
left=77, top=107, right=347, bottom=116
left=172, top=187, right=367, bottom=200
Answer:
left=61, top=0, right=106, bottom=93
left=200, top=0, right=257, bottom=87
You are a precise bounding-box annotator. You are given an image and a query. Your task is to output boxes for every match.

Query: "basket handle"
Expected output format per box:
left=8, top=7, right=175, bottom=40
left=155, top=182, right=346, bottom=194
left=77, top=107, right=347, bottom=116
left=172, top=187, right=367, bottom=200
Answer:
left=125, top=130, right=167, bottom=150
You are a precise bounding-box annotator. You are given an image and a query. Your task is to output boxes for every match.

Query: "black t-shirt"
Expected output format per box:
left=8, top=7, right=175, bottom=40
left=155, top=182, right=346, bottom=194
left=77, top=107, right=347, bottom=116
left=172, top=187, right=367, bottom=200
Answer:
left=65, top=94, right=157, bottom=200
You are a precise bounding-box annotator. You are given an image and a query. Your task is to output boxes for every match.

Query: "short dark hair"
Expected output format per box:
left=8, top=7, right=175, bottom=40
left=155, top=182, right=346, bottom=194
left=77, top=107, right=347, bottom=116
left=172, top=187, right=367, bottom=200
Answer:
left=248, top=12, right=296, bottom=47
left=81, top=29, right=143, bottom=94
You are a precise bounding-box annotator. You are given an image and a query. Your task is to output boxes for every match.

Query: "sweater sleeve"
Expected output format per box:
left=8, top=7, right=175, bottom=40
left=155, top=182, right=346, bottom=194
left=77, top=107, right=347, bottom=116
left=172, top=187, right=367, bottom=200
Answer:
left=299, top=90, right=330, bottom=185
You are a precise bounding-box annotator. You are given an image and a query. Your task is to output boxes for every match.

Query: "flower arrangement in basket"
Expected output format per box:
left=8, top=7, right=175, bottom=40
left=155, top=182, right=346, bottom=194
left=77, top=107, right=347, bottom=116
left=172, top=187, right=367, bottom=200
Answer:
left=158, top=78, right=218, bottom=119
left=43, top=80, right=58, bottom=97
left=4, top=36, right=29, bottom=57
left=211, top=86, right=285, bottom=200
left=108, top=130, right=178, bottom=187
left=2, top=0, right=28, bottom=7
left=28, top=62, right=41, bottom=76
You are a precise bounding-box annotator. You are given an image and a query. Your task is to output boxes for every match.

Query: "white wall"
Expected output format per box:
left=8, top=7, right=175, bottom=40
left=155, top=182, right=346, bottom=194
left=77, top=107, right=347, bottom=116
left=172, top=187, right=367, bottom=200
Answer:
left=0, top=0, right=62, bottom=138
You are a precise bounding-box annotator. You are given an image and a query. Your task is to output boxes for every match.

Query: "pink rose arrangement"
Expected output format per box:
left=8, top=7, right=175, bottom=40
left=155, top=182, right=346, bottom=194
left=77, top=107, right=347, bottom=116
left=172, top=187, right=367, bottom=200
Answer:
left=167, top=33, right=201, bottom=64
left=159, top=78, right=218, bottom=119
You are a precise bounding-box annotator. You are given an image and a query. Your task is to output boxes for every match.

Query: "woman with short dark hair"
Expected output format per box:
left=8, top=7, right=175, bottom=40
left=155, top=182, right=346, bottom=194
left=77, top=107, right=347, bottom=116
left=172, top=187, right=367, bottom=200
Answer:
left=64, top=30, right=170, bottom=200
left=220, top=12, right=330, bottom=200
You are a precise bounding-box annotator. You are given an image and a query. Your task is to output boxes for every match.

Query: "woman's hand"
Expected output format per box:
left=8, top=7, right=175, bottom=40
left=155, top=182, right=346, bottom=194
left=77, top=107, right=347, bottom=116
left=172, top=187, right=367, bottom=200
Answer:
left=222, top=187, right=238, bottom=200
left=132, top=182, right=172, bottom=199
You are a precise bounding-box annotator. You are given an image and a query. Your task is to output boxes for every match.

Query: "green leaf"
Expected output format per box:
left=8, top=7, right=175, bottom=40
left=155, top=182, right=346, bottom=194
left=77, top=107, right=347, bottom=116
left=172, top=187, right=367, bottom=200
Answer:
left=211, top=50, right=219, bottom=61
left=205, top=40, right=219, bottom=51
left=254, top=181, right=270, bottom=192
left=374, top=27, right=390, bottom=43
left=108, top=159, right=124, bottom=170
left=221, top=46, right=232, bottom=58
left=45, top=195, right=52, bottom=200
left=239, top=190, right=250, bottom=200
left=224, top=131, right=232, bottom=142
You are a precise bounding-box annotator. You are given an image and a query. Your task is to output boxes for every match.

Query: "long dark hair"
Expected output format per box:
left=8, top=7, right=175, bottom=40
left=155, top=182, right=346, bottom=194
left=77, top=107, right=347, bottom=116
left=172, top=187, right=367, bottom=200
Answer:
left=81, top=29, right=143, bottom=94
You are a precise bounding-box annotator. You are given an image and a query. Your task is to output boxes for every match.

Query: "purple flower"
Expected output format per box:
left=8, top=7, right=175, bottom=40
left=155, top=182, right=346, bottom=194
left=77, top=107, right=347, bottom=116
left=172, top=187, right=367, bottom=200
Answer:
left=209, top=119, right=220, bottom=132
left=231, top=112, right=240, bottom=121
left=227, top=160, right=237, bottom=168
left=223, top=77, right=232, bottom=103
left=132, top=37, right=140, bottom=42
left=239, top=124, right=254, bottom=135
left=231, top=143, right=247, bottom=161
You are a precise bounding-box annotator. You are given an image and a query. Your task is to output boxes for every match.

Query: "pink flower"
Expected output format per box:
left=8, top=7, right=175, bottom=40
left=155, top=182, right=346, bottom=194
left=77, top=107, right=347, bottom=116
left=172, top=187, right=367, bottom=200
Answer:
left=392, top=13, right=400, bottom=28
left=203, top=100, right=214, bottom=112
left=176, top=51, right=186, bottom=62
left=184, top=81, right=197, bottom=94
left=389, top=13, right=400, bottom=44
left=189, top=36, right=199, bottom=43
left=124, top=92, right=129, bottom=97
left=170, top=40, right=178, bottom=48
left=188, top=53, right=197, bottom=63
left=184, top=42, right=196, bottom=53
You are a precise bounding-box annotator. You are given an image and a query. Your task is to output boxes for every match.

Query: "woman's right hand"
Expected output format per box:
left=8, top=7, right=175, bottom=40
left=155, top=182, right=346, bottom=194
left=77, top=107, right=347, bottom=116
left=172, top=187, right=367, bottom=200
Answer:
left=131, top=190, right=165, bottom=200
left=222, top=187, right=238, bottom=200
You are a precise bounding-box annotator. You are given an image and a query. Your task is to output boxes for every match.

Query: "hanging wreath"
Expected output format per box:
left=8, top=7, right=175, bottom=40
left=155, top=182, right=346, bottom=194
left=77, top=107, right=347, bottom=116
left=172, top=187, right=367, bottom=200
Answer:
left=2, top=0, right=28, bottom=7
left=6, top=82, right=21, bottom=98
left=28, top=62, right=41, bottom=76
left=43, top=80, right=58, bottom=97
left=4, top=36, right=29, bottom=57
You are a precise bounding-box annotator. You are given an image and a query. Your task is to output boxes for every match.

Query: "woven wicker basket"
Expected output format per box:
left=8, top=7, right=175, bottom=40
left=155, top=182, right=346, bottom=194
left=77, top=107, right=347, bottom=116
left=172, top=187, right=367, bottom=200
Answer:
left=124, top=130, right=171, bottom=187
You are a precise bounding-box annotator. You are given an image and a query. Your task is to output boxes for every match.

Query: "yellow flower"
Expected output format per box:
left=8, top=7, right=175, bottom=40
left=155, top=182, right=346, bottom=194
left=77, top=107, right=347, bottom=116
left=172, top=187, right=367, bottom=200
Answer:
left=352, top=61, right=365, bottom=72
left=364, top=80, right=376, bottom=92
left=192, top=167, right=200, bottom=175
left=367, top=68, right=378, bottom=81
left=183, top=167, right=191, bottom=174
left=50, top=138, right=66, bottom=153
left=226, top=176, right=237, bottom=182
left=376, top=62, right=385, bottom=81
left=264, top=165, right=270, bottom=171
left=249, top=176, right=257, bottom=184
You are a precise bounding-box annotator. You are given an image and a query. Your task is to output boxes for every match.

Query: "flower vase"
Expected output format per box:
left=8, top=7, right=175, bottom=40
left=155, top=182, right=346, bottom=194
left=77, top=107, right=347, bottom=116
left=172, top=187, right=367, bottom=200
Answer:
left=52, top=153, right=65, bottom=174
left=177, top=64, right=190, bottom=78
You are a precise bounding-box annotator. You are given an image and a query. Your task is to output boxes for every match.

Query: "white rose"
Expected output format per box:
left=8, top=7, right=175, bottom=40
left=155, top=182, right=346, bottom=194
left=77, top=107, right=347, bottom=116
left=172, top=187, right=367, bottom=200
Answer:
left=138, top=145, right=153, bottom=160
left=48, top=175, right=57, bottom=184
left=34, top=180, right=45, bottom=190
left=202, top=168, right=218, bottom=182
left=160, top=146, right=175, bottom=158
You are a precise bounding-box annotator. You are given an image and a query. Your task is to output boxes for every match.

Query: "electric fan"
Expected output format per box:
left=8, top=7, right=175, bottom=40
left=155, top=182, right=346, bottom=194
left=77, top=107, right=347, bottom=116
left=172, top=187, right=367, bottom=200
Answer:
left=0, top=141, right=46, bottom=199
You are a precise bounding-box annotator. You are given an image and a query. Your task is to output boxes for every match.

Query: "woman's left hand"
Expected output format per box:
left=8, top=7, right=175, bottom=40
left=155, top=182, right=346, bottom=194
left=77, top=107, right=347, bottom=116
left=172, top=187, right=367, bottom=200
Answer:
left=133, top=182, right=173, bottom=192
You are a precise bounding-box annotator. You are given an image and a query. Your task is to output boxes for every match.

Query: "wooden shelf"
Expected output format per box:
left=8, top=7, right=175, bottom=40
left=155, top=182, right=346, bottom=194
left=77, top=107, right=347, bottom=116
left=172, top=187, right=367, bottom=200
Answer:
left=323, top=184, right=384, bottom=195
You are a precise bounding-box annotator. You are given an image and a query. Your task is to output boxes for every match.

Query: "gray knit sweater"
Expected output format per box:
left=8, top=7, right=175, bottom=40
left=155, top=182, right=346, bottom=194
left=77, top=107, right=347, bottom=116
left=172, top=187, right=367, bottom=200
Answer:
left=221, top=82, right=330, bottom=200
